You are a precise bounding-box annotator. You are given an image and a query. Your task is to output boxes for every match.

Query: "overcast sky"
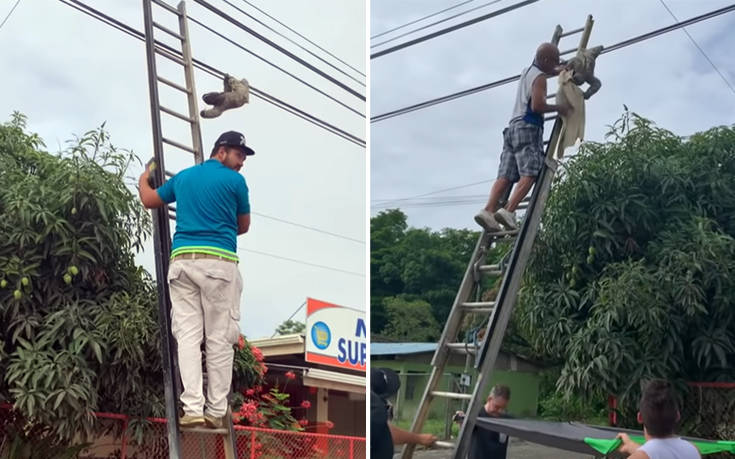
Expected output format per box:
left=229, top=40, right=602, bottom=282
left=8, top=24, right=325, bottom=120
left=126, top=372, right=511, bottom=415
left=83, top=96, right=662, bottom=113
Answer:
left=0, top=0, right=366, bottom=338
left=371, top=0, right=735, bottom=229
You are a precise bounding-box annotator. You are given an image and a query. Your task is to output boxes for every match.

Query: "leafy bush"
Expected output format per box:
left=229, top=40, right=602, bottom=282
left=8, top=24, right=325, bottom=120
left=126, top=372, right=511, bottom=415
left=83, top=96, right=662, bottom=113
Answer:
left=517, top=111, right=735, bottom=411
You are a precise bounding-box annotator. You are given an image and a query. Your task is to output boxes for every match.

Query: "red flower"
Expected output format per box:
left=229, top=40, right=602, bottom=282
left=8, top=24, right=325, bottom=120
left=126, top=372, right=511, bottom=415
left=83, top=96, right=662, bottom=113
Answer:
left=300, top=400, right=311, bottom=409
left=299, top=419, right=309, bottom=426
left=239, top=400, right=258, bottom=419
left=285, top=371, right=296, bottom=380
left=245, top=388, right=255, bottom=396
left=325, top=420, right=334, bottom=429
left=252, top=346, right=264, bottom=362
left=238, top=335, right=245, bottom=350
left=253, top=385, right=263, bottom=394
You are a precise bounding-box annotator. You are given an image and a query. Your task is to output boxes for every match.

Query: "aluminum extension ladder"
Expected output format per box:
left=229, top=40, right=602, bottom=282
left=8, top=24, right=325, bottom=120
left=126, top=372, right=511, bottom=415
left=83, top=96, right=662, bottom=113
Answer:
left=401, top=16, right=597, bottom=459
left=142, top=1, right=237, bottom=457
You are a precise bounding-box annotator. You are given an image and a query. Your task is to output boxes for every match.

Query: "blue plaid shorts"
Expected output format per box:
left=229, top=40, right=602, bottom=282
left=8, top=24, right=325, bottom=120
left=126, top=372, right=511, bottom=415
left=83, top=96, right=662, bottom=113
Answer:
left=497, top=119, right=544, bottom=182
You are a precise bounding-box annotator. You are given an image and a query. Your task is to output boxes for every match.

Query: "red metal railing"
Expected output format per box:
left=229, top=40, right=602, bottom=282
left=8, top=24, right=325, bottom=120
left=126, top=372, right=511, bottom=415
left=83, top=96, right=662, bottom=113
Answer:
left=0, top=405, right=366, bottom=459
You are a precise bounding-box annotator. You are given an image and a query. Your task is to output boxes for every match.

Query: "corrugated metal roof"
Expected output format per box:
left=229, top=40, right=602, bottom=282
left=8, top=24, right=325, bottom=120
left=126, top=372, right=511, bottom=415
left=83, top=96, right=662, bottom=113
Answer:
left=371, top=342, right=437, bottom=356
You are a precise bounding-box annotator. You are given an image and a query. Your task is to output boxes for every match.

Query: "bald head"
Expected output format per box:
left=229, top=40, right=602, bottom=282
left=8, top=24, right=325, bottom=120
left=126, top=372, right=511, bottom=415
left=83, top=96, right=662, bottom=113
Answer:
left=535, top=42, right=561, bottom=74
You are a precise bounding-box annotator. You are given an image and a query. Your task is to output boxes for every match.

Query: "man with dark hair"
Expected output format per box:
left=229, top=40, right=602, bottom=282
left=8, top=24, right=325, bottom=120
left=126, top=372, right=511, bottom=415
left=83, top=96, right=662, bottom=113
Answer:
left=455, top=384, right=512, bottom=459
left=138, top=131, right=254, bottom=429
left=475, top=43, right=569, bottom=233
left=617, top=379, right=700, bottom=459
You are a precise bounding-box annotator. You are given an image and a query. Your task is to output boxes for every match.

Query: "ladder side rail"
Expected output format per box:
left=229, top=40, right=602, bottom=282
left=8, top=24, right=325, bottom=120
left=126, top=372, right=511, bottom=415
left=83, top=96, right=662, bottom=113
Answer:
left=177, top=1, right=204, bottom=163
left=400, top=231, right=489, bottom=459
left=452, top=121, right=561, bottom=459
left=143, top=1, right=181, bottom=457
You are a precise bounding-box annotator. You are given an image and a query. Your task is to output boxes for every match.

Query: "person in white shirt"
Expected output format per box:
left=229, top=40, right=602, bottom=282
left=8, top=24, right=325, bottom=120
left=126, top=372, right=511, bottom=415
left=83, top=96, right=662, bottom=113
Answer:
left=617, top=379, right=701, bottom=459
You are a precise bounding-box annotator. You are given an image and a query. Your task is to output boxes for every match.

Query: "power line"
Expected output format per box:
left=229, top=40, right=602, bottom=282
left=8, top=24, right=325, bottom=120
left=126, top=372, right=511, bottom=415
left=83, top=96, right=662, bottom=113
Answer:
left=372, top=3, right=735, bottom=122
left=0, top=0, right=21, bottom=30
left=252, top=212, right=365, bottom=244
left=371, top=0, right=475, bottom=40
left=192, top=0, right=365, bottom=101
left=271, top=300, right=306, bottom=337
left=58, top=0, right=365, bottom=148
left=372, top=74, right=519, bottom=122
left=372, top=180, right=492, bottom=206
left=220, top=0, right=365, bottom=88
left=658, top=0, right=735, bottom=97
left=188, top=15, right=364, bottom=118
left=237, top=0, right=365, bottom=78
left=371, top=0, right=505, bottom=49
left=371, top=0, right=539, bottom=59
left=239, top=248, right=364, bottom=277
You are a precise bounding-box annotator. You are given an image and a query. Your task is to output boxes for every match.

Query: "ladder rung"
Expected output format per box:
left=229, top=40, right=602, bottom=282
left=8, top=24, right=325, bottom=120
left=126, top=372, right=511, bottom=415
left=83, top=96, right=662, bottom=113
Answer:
left=560, top=46, right=579, bottom=56
left=446, top=343, right=479, bottom=354
left=431, top=391, right=472, bottom=400
left=157, top=76, right=190, bottom=94
left=168, top=212, right=176, bottom=221
left=153, top=21, right=185, bottom=41
left=162, top=137, right=197, bottom=154
left=151, top=0, right=181, bottom=16
left=165, top=169, right=176, bottom=178
left=461, top=301, right=495, bottom=310
left=545, top=115, right=558, bottom=122
left=560, top=26, right=584, bottom=38
left=180, top=427, right=229, bottom=434
left=434, top=440, right=455, bottom=449
left=488, top=229, right=519, bottom=238
left=168, top=205, right=176, bottom=212
left=154, top=46, right=185, bottom=66
left=478, top=264, right=500, bottom=273
left=160, top=105, right=195, bottom=123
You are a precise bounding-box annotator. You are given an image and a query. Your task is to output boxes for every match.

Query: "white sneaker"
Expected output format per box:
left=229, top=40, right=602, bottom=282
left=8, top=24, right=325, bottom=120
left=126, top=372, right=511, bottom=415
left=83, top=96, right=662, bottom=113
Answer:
left=474, top=210, right=502, bottom=232
left=494, top=208, right=518, bottom=230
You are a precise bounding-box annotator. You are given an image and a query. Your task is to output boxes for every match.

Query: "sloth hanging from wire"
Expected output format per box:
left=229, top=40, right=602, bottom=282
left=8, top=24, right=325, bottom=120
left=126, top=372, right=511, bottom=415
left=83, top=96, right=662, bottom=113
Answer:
left=200, top=74, right=250, bottom=118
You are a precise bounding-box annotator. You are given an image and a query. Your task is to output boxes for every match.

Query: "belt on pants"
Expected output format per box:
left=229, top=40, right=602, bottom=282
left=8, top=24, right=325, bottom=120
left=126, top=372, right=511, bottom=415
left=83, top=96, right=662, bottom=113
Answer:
left=170, top=252, right=238, bottom=264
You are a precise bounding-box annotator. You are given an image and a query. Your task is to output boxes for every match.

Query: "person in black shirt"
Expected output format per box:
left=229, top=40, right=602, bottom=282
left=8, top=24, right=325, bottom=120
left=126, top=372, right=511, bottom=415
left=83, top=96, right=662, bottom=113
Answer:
left=455, top=384, right=512, bottom=459
left=371, top=368, right=437, bottom=459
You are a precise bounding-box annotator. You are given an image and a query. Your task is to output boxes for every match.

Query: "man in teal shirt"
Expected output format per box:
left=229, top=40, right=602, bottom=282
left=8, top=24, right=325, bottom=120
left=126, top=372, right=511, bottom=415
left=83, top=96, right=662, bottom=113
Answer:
left=138, top=131, right=253, bottom=428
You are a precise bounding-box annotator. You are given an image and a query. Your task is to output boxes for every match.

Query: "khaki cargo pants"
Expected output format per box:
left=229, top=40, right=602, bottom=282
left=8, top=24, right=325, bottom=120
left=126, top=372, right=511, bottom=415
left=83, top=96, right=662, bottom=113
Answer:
left=168, top=258, right=242, bottom=417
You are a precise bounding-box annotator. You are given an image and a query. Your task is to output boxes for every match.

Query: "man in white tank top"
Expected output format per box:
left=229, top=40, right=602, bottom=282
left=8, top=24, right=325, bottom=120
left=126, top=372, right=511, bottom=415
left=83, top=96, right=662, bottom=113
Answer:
left=475, top=43, right=569, bottom=233
left=616, top=379, right=701, bottom=459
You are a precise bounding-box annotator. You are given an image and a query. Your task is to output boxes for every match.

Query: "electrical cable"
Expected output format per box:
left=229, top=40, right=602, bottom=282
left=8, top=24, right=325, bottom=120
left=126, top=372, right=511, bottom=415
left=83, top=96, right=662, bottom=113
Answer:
left=237, top=0, right=365, bottom=78
left=372, top=3, right=735, bottom=122
left=658, top=0, right=735, bottom=97
left=371, top=0, right=539, bottom=59
left=0, top=0, right=21, bottom=30
left=371, top=0, right=506, bottom=49
left=371, top=0, right=475, bottom=40
left=193, top=0, right=365, bottom=101
left=188, top=15, right=364, bottom=118
left=252, top=212, right=365, bottom=244
left=58, top=0, right=365, bottom=148
left=220, top=0, right=365, bottom=87
left=238, top=248, right=364, bottom=277
left=271, top=300, right=306, bottom=337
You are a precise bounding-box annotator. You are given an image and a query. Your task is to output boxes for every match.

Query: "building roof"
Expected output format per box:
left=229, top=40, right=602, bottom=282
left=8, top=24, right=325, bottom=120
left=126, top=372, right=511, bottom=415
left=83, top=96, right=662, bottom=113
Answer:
left=371, top=342, right=437, bottom=356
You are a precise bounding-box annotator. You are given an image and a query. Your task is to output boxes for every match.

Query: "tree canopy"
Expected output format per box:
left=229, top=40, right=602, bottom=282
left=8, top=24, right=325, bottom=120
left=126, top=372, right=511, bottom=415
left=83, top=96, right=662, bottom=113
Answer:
left=370, top=209, right=479, bottom=340
left=0, top=114, right=266, bottom=445
left=517, top=112, right=735, bottom=402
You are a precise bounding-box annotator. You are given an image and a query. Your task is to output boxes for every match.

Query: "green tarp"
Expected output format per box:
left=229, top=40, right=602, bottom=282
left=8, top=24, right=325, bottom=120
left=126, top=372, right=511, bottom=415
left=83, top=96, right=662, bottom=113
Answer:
left=475, top=417, right=735, bottom=456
